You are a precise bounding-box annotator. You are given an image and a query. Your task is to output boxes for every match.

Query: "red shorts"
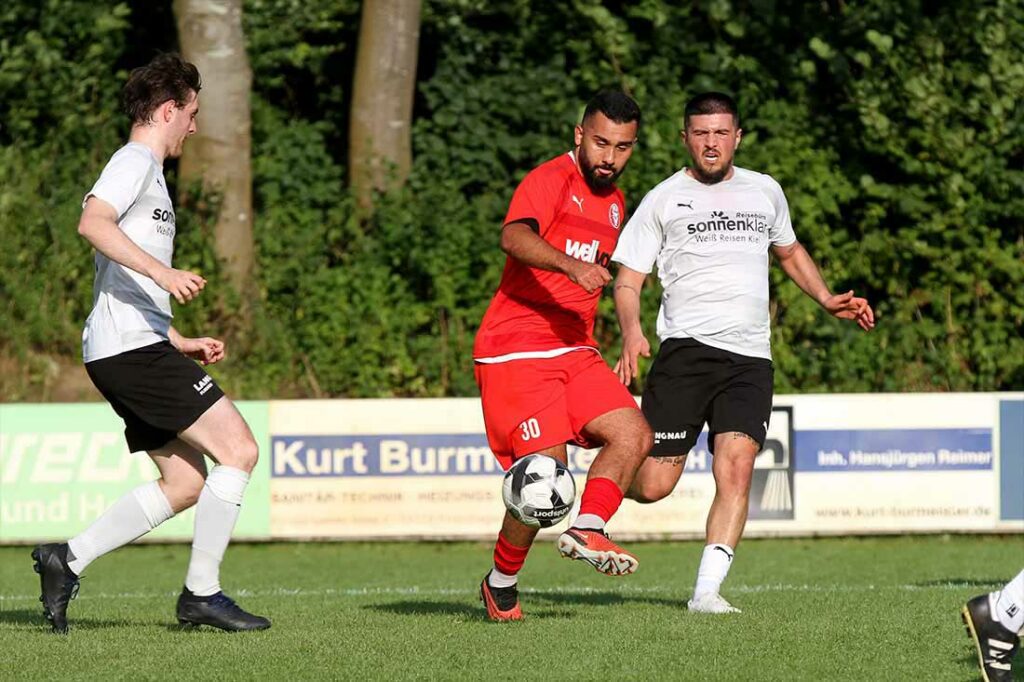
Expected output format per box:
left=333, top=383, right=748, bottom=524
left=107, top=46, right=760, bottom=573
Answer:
left=474, top=349, right=639, bottom=470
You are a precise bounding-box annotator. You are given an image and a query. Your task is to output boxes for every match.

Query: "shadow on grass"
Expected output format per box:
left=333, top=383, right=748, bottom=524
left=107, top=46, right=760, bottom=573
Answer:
left=0, top=607, right=134, bottom=631
left=161, top=622, right=273, bottom=634
left=364, top=590, right=684, bottom=620
left=913, top=578, right=1006, bottom=589
left=527, top=590, right=685, bottom=610
left=364, top=600, right=575, bottom=621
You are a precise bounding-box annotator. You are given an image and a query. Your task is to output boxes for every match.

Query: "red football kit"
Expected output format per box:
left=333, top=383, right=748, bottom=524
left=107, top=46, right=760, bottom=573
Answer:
left=474, top=151, right=637, bottom=468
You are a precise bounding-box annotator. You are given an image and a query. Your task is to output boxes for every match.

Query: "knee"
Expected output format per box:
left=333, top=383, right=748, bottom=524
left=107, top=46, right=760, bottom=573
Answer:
left=229, top=437, right=259, bottom=474
left=628, top=474, right=674, bottom=504
left=216, top=436, right=259, bottom=474
left=715, top=466, right=753, bottom=497
left=162, top=474, right=205, bottom=512
left=626, top=481, right=667, bottom=501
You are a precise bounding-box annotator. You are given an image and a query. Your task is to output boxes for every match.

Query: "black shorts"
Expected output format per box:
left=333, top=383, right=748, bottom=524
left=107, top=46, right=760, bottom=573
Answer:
left=85, top=341, right=224, bottom=453
left=641, top=338, right=773, bottom=457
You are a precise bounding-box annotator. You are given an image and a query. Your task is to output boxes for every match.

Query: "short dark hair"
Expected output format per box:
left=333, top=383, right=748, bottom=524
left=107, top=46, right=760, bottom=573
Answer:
left=684, top=92, right=739, bottom=128
left=582, top=90, right=641, bottom=129
left=122, top=52, right=201, bottom=125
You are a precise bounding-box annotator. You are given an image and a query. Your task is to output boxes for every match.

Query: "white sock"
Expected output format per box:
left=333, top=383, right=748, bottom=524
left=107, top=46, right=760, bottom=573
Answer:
left=693, top=543, right=734, bottom=599
left=67, top=481, right=174, bottom=575
left=994, top=569, right=1024, bottom=634
left=185, top=466, right=249, bottom=597
left=573, top=513, right=606, bottom=531
left=488, top=568, right=518, bottom=588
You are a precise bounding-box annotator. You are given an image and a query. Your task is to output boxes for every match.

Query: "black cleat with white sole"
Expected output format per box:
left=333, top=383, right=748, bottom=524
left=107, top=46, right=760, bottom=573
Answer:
left=962, top=593, right=1020, bottom=682
left=176, top=588, right=271, bottom=632
left=31, top=543, right=80, bottom=634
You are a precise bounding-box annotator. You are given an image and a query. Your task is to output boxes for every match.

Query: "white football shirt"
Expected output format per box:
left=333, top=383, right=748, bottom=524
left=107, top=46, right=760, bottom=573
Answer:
left=612, top=166, right=797, bottom=360
left=82, top=143, right=175, bottom=362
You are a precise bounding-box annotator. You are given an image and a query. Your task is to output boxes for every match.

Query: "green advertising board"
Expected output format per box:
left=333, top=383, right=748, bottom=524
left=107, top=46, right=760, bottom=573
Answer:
left=0, top=402, right=270, bottom=542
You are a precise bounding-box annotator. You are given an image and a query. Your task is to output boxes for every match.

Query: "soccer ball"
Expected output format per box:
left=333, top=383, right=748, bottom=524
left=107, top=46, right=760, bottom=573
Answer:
left=501, top=454, right=576, bottom=528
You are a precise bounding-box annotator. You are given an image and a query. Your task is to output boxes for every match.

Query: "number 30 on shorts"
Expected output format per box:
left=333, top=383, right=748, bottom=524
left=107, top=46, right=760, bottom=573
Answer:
left=519, top=418, right=541, bottom=441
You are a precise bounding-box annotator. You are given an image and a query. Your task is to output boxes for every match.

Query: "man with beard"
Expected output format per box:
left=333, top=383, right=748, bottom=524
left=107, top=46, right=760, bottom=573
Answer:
left=612, top=92, right=874, bottom=614
left=474, top=90, right=653, bottom=621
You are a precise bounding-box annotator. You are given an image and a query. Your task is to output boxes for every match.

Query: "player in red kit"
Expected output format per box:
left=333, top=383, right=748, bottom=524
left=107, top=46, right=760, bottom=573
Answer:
left=474, top=91, right=653, bottom=621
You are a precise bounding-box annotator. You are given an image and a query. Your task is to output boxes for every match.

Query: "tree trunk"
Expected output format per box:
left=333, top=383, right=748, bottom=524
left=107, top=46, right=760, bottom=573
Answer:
left=174, top=0, right=254, bottom=294
left=349, top=0, right=421, bottom=210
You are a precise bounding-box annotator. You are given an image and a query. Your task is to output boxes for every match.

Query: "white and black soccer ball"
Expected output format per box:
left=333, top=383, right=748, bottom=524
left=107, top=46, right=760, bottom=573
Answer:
left=501, top=454, right=576, bottom=528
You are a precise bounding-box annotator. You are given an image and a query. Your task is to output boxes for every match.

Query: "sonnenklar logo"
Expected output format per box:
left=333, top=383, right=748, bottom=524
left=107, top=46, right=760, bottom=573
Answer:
left=686, top=210, right=768, bottom=235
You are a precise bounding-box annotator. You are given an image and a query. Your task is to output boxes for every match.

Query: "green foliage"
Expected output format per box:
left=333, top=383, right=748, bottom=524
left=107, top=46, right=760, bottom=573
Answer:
left=0, top=1, right=129, bottom=397
left=1, top=0, right=1021, bottom=400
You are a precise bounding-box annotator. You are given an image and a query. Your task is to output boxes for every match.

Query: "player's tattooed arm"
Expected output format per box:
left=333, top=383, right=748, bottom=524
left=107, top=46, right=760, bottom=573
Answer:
left=613, top=266, right=650, bottom=384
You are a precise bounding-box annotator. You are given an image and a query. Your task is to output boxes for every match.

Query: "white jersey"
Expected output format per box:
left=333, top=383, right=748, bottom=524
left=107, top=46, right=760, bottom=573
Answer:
left=612, top=166, right=796, bottom=360
left=82, top=143, right=175, bottom=363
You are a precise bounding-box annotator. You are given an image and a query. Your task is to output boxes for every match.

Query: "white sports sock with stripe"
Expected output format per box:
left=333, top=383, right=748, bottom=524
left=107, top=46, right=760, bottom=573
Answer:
left=693, top=543, right=734, bottom=599
left=185, top=466, right=249, bottom=597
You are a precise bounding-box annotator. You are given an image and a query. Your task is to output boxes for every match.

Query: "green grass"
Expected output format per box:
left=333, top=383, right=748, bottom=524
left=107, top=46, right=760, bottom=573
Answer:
left=1, top=536, right=1021, bottom=680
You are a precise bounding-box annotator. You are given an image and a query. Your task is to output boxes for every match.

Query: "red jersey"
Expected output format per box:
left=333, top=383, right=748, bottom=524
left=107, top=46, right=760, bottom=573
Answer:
left=473, top=152, right=626, bottom=360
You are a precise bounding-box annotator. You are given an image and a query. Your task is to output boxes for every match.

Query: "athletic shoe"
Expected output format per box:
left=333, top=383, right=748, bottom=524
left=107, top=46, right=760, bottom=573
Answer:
left=962, top=593, right=1020, bottom=682
left=31, top=543, right=80, bottom=634
left=479, top=574, right=523, bottom=621
left=176, top=588, right=271, bottom=631
left=556, top=528, right=638, bottom=576
left=687, top=592, right=741, bottom=614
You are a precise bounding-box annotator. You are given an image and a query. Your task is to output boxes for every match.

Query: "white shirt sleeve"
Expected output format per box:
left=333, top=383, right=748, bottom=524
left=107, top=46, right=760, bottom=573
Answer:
left=767, top=178, right=797, bottom=247
left=83, top=146, right=153, bottom=218
left=612, top=188, right=663, bottom=274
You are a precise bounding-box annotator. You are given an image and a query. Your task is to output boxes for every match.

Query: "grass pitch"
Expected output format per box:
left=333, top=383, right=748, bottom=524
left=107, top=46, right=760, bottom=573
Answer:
left=0, top=536, right=1021, bottom=680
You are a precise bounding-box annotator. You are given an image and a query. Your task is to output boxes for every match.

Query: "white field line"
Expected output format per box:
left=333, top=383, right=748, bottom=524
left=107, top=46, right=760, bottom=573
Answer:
left=0, top=581, right=995, bottom=604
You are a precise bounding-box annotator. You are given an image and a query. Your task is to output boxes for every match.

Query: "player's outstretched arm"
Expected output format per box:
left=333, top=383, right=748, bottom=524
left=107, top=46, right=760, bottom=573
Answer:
left=612, top=266, right=650, bottom=384
left=78, top=197, right=207, bottom=304
left=772, top=241, right=875, bottom=331
left=168, top=326, right=226, bottom=365
left=501, top=222, right=611, bottom=293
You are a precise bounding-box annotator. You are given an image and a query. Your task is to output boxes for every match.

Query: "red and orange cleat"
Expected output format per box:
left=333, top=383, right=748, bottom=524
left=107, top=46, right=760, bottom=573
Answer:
left=479, top=575, right=523, bottom=621
left=557, top=528, right=639, bottom=576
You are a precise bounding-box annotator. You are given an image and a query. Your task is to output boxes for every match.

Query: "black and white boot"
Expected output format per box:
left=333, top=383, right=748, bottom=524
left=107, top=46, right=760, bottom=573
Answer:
left=962, top=593, right=1020, bottom=682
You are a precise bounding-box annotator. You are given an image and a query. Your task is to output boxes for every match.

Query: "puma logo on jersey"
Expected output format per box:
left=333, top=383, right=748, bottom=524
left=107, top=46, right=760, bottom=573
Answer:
left=677, top=200, right=694, bottom=209
left=565, top=238, right=612, bottom=266
left=193, top=375, right=213, bottom=395
left=571, top=195, right=584, bottom=212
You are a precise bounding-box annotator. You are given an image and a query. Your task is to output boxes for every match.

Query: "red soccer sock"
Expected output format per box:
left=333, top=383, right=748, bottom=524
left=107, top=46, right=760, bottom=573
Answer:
left=493, top=534, right=531, bottom=577
left=576, top=476, right=625, bottom=525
